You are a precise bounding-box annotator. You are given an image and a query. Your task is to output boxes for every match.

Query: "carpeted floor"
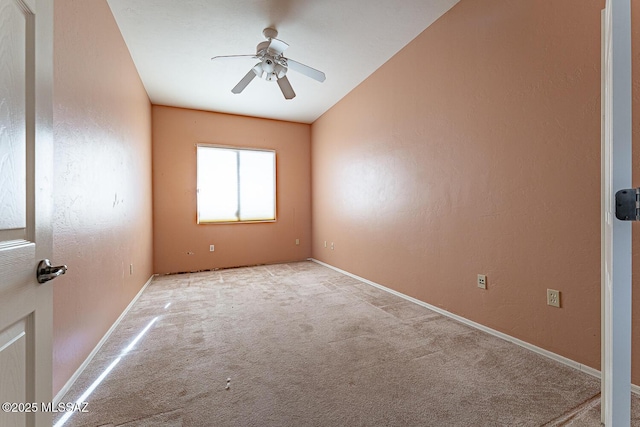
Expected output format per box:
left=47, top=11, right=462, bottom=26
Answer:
left=55, top=261, right=640, bottom=426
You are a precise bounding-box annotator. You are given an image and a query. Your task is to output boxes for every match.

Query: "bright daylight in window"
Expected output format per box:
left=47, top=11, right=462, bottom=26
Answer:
left=197, top=145, right=276, bottom=223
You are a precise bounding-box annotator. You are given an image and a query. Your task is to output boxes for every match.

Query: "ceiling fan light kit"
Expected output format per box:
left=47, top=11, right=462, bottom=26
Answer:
left=212, top=27, right=326, bottom=100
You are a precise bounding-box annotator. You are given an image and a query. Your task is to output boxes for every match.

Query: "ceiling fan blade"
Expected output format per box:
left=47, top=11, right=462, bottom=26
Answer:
left=277, top=75, right=296, bottom=99
left=231, top=69, right=257, bottom=94
left=267, top=37, right=289, bottom=55
left=211, top=54, right=256, bottom=61
left=286, top=59, right=326, bottom=82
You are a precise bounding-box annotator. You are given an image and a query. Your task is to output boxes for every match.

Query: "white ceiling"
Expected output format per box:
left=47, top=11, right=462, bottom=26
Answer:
left=107, top=0, right=460, bottom=124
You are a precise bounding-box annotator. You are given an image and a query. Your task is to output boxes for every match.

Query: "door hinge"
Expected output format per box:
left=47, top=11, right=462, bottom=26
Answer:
left=615, top=188, right=640, bottom=221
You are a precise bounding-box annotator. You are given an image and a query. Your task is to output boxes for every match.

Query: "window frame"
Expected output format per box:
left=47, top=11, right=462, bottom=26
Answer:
left=196, top=143, right=277, bottom=225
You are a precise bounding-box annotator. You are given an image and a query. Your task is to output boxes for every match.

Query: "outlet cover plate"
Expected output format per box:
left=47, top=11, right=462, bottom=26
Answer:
left=210, top=245, right=215, bottom=252
left=547, top=289, right=561, bottom=308
left=477, top=274, right=487, bottom=289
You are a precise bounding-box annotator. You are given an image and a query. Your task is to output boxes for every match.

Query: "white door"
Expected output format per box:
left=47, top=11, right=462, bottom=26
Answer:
left=0, top=0, right=54, bottom=426
left=601, top=0, right=633, bottom=425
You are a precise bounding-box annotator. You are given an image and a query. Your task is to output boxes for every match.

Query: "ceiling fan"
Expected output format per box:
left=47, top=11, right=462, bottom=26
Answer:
left=211, top=28, right=326, bottom=100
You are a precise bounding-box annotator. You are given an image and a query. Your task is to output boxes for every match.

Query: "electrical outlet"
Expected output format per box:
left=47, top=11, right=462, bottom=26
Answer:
left=295, top=239, right=300, bottom=245
left=547, top=289, right=561, bottom=308
left=477, top=274, right=487, bottom=289
left=330, top=242, right=334, bottom=250
left=209, top=245, right=215, bottom=252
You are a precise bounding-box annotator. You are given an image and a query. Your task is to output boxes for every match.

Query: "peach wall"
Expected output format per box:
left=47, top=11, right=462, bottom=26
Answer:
left=312, top=0, right=610, bottom=376
left=52, top=0, right=153, bottom=395
left=152, top=106, right=311, bottom=274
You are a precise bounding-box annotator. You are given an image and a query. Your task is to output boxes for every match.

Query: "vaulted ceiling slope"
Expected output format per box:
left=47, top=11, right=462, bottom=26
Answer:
left=107, top=0, right=460, bottom=124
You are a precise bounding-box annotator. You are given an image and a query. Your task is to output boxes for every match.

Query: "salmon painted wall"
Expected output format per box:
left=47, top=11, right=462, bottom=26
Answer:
left=312, top=0, right=615, bottom=376
left=152, top=106, right=311, bottom=274
left=53, top=0, right=153, bottom=395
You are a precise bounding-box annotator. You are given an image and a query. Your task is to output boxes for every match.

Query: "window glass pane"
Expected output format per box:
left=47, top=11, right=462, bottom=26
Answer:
left=238, top=150, right=275, bottom=221
left=197, top=147, right=239, bottom=222
left=197, top=146, right=276, bottom=223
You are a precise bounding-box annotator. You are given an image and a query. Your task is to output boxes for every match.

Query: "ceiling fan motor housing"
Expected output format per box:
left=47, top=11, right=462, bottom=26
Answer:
left=256, top=41, right=270, bottom=55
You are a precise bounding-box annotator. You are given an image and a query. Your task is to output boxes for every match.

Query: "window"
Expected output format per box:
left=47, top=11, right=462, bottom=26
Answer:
left=197, top=145, right=276, bottom=223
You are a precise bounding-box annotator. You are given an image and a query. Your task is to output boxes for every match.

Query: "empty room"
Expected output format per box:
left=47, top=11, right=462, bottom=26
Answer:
left=1, top=0, right=640, bottom=426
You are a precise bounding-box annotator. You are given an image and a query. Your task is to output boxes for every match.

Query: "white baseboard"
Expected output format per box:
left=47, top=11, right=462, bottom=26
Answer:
left=309, top=258, right=639, bottom=396
left=53, top=275, right=155, bottom=404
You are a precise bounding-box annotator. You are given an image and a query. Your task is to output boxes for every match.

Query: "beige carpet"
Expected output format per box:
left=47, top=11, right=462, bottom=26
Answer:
left=55, top=261, right=640, bottom=426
